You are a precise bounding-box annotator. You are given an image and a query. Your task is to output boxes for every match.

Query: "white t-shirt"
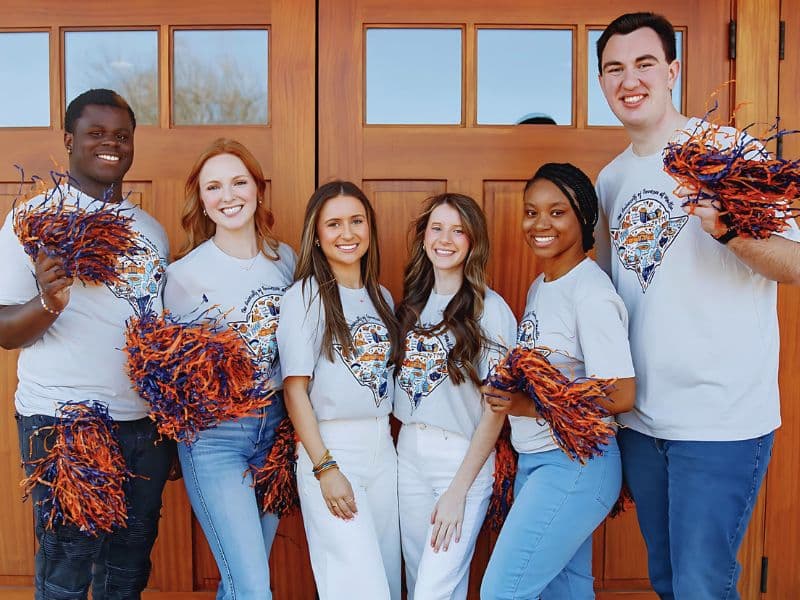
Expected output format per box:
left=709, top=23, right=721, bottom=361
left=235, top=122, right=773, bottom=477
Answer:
left=393, top=288, right=517, bottom=439
left=595, top=117, right=800, bottom=441
left=163, top=239, right=296, bottom=391
left=277, top=277, right=395, bottom=421
left=0, top=187, right=169, bottom=420
left=510, top=258, right=635, bottom=453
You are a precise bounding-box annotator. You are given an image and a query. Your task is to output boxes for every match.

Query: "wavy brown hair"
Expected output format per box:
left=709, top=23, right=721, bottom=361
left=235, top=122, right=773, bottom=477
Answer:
left=295, top=180, right=398, bottom=361
left=177, top=138, right=280, bottom=259
left=393, top=193, right=490, bottom=386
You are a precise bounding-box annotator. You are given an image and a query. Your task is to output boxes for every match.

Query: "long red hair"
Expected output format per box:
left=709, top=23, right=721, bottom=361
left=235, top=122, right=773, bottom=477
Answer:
left=177, top=138, right=279, bottom=260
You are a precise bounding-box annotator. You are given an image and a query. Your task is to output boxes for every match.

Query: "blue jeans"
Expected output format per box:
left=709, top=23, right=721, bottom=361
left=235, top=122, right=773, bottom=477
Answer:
left=17, top=413, right=174, bottom=600
left=178, top=397, right=287, bottom=600
left=481, top=439, right=621, bottom=599
left=617, top=428, right=774, bottom=600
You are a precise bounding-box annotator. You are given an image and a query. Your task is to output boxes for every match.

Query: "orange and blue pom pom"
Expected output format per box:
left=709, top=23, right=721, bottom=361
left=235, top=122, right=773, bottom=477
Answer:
left=250, top=416, right=300, bottom=518
left=12, top=170, right=139, bottom=285
left=123, top=308, right=273, bottom=445
left=486, top=347, right=616, bottom=464
left=20, top=401, right=133, bottom=536
left=663, top=118, right=800, bottom=239
left=483, top=421, right=517, bottom=533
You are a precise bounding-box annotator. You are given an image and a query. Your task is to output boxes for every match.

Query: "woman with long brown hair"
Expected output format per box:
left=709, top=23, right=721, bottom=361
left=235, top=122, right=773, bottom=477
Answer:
left=393, top=193, right=516, bottom=599
left=276, top=181, right=401, bottom=600
left=163, top=138, right=296, bottom=599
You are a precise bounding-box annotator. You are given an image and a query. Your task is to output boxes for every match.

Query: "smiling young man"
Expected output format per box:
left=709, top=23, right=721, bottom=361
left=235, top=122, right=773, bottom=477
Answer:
left=593, top=13, right=800, bottom=600
left=0, top=89, right=173, bottom=599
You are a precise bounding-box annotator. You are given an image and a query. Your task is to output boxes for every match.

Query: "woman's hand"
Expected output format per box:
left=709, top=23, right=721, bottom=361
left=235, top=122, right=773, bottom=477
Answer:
left=482, top=385, right=537, bottom=418
left=35, top=247, right=72, bottom=313
left=319, top=468, right=358, bottom=520
left=429, top=488, right=466, bottom=552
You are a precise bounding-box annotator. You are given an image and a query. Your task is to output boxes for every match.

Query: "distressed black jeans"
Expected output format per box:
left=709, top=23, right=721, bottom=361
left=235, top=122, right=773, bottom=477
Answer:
left=17, top=413, right=174, bottom=600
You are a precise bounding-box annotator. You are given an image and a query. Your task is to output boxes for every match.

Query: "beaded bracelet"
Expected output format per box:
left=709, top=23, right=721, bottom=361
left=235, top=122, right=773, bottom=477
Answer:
left=39, top=294, right=61, bottom=316
left=312, top=449, right=333, bottom=471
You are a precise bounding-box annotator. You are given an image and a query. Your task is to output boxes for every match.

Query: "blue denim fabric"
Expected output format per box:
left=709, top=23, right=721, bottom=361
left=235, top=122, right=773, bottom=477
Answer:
left=617, top=428, right=774, bottom=600
left=481, top=439, right=621, bottom=599
left=17, top=413, right=174, bottom=600
left=177, top=396, right=287, bottom=600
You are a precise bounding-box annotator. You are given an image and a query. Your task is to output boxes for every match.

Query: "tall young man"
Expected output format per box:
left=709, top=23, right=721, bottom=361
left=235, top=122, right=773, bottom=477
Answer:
left=594, top=13, right=800, bottom=600
left=0, top=89, right=173, bottom=599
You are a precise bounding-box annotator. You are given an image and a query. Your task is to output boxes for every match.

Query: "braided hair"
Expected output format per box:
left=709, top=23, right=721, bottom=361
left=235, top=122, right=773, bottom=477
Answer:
left=524, top=163, right=599, bottom=251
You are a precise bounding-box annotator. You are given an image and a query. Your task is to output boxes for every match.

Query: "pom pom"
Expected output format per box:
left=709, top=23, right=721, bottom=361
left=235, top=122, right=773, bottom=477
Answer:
left=483, top=421, right=517, bottom=533
left=663, top=120, right=800, bottom=238
left=486, top=347, right=617, bottom=463
left=13, top=171, right=139, bottom=285
left=250, top=416, right=300, bottom=518
left=20, top=401, right=133, bottom=536
left=608, top=481, right=634, bottom=519
left=123, top=309, right=273, bottom=444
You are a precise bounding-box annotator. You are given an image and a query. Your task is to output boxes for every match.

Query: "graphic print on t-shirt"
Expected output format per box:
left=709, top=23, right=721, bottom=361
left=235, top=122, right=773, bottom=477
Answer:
left=397, top=327, right=453, bottom=411
left=610, top=193, right=687, bottom=292
left=106, top=233, right=166, bottom=313
left=517, top=312, right=539, bottom=350
left=229, top=287, right=285, bottom=379
left=333, top=316, right=392, bottom=407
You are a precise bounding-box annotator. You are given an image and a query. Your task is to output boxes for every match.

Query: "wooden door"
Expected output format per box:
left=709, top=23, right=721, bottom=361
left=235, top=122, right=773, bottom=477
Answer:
left=762, top=0, right=800, bottom=596
left=0, top=1, right=315, bottom=595
left=317, top=0, right=753, bottom=596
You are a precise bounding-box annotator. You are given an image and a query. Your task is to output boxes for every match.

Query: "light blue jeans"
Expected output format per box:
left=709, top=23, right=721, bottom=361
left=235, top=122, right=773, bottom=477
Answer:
left=178, top=397, right=287, bottom=600
left=481, top=439, right=621, bottom=599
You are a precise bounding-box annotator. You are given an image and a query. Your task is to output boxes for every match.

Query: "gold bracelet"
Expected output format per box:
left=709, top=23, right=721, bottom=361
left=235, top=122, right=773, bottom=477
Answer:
left=313, top=462, right=339, bottom=480
left=39, top=294, right=61, bottom=316
left=312, top=449, right=333, bottom=471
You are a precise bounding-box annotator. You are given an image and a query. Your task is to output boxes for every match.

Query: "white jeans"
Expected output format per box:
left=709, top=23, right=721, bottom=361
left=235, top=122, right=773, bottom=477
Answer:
left=296, top=416, right=401, bottom=600
left=398, top=423, right=494, bottom=600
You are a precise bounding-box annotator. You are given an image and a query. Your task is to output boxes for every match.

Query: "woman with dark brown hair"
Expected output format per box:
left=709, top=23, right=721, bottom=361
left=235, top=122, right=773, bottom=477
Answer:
left=164, top=138, right=296, bottom=599
left=393, top=193, right=516, bottom=599
left=276, top=180, right=401, bottom=600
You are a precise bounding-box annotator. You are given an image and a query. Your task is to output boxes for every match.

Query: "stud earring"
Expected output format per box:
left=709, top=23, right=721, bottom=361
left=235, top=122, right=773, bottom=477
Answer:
left=202, top=209, right=207, bottom=217
left=66, top=147, right=72, bottom=154
left=314, top=239, right=320, bottom=247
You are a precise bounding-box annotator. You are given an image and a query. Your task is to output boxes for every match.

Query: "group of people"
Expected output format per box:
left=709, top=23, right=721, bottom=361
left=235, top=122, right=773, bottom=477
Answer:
left=0, top=11, right=798, bottom=600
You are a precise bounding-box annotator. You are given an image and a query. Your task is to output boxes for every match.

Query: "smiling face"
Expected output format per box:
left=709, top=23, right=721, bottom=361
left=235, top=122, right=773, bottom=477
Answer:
left=198, top=153, right=258, bottom=237
left=64, top=104, right=134, bottom=201
left=316, top=194, right=370, bottom=282
left=423, top=202, right=470, bottom=279
left=522, top=178, right=585, bottom=278
left=598, top=26, right=680, bottom=132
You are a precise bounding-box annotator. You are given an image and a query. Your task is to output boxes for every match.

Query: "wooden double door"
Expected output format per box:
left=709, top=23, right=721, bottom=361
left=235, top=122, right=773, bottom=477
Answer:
left=1, top=0, right=798, bottom=597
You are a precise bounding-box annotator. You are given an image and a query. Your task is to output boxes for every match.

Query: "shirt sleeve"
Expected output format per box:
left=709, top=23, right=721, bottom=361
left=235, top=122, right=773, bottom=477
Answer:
left=277, top=281, right=323, bottom=378
left=479, top=291, right=518, bottom=379
left=575, top=288, right=635, bottom=379
left=0, top=208, right=38, bottom=305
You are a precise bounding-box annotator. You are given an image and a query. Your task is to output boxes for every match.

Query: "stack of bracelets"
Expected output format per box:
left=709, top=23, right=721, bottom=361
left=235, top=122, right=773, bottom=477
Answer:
left=312, top=449, right=338, bottom=480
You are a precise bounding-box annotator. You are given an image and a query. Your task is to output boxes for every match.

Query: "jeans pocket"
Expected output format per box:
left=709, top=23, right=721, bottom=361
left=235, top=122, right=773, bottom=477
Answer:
left=594, top=447, right=622, bottom=512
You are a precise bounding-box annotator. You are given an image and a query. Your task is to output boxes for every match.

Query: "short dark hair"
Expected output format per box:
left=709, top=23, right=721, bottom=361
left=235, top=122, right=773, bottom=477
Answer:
left=596, top=12, right=677, bottom=73
left=525, top=163, right=599, bottom=252
left=64, top=89, right=136, bottom=133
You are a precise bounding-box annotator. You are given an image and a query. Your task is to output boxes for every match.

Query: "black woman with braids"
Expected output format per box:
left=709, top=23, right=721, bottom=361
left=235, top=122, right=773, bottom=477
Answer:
left=481, top=163, right=636, bottom=599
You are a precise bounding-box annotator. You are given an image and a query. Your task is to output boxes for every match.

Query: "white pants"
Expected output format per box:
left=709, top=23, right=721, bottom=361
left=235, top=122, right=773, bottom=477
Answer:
left=297, top=416, right=401, bottom=600
left=398, top=423, right=494, bottom=600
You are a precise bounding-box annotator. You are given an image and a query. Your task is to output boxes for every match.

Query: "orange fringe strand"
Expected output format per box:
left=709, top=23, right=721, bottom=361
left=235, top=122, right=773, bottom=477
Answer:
left=20, top=401, right=132, bottom=536
left=663, top=121, right=800, bottom=238
left=483, top=421, right=518, bottom=532
left=13, top=171, right=138, bottom=285
left=486, top=347, right=617, bottom=464
left=250, top=417, right=300, bottom=518
left=123, top=310, right=273, bottom=444
left=608, top=481, right=634, bottom=519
